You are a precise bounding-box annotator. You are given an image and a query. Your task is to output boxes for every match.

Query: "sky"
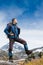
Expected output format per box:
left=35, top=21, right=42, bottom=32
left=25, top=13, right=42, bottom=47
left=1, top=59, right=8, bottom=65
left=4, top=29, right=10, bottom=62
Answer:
left=0, top=0, right=43, bottom=49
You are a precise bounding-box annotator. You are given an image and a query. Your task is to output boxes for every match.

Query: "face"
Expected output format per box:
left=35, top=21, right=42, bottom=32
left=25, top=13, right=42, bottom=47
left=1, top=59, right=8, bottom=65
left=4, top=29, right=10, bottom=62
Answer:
left=13, top=19, right=17, bottom=24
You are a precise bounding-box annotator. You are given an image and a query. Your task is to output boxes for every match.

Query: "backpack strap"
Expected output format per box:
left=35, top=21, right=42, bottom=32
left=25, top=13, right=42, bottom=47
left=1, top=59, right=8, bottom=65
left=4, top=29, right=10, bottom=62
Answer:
left=7, top=22, right=12, bottom=32
left=7, top=22, right=12, bottom=27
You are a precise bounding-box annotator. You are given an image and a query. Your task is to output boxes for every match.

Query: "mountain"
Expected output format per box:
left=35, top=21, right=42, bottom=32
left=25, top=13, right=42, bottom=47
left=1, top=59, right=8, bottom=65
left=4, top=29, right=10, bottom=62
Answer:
left=0, top=45, right=43, bottom=60
left=0, top=43, right=27, bottom=60
left=32, top=46, right=43, bottom=51
left=1, top=43, right=24, bottom=53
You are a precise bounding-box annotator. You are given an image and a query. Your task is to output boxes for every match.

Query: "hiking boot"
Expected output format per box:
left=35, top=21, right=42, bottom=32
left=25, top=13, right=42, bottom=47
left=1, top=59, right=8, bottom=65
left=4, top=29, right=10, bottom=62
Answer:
left=9, top=60, right=13, bottom=63
left=26, top=50, right=32, bottom=55
left=9, top=56, right=13, bottom=63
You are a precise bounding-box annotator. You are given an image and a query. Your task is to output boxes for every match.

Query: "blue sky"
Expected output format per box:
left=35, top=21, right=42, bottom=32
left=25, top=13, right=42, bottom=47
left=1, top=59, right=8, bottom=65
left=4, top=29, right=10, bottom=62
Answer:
left=0, top=0, right=43, bottom=49
left=0, top=0, right=43, bottom=29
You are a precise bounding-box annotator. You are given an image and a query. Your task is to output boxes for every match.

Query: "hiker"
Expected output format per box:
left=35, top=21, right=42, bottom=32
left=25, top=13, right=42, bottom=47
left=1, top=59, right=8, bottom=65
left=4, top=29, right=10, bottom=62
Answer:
left=4, top=18, right=32, bottom=62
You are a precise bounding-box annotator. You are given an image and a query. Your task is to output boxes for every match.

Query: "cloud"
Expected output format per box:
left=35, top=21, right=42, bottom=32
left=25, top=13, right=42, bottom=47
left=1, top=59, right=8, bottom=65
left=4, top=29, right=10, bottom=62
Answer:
left=0, top=12, right=9, bottom=48
left=18, top=17, right=43, bottom=30
left=0, top=0, right=43, bottom=19
left=6, top=7, right=25, bottom=19
left=0, top=11, right=7, bottom=22
left=20, top=29, right=43, bottom=49
left=34, top=2, right=43, bottom=18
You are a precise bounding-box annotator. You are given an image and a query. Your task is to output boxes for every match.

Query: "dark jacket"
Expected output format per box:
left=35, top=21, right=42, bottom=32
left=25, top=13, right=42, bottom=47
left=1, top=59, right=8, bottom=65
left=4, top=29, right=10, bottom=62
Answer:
left=4, top=23, right=20, bottom=39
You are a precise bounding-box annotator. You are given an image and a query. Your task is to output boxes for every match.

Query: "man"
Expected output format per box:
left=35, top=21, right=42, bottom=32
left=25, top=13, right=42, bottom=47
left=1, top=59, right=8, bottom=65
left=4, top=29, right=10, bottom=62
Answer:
left=4, top=18, right=32, bottom=62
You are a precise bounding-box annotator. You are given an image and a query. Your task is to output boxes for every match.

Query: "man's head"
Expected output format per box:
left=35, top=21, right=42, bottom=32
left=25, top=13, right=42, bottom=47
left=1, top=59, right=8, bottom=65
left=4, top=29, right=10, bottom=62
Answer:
left=12, top=18, right=17, bottom=24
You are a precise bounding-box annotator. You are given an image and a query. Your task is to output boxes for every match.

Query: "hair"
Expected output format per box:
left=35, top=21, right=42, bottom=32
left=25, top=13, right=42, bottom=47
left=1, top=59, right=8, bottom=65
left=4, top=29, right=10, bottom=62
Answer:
left=12, top=18, right=16, bottom=24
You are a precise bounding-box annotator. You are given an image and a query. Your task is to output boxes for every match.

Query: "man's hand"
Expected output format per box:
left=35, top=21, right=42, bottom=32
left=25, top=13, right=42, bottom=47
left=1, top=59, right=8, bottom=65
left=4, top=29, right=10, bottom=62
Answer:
left=10, top=33, right=14, bottom=36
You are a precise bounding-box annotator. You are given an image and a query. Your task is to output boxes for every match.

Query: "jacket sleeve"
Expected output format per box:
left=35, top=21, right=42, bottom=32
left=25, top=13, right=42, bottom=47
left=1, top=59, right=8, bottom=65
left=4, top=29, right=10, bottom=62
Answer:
left=17, top=27, right=20, bottom=35
left=4, top=24, right=11, bottom=35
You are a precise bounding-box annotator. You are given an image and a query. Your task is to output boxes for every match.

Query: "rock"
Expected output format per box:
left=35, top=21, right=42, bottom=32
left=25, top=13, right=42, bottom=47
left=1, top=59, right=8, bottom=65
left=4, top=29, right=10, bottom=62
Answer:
left=0, top=60, right=17, bottom=65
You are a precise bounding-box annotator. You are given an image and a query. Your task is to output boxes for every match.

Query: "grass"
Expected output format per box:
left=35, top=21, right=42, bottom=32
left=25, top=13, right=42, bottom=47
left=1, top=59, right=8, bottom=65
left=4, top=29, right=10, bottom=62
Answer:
left=18, top=57, right=43, bottom=65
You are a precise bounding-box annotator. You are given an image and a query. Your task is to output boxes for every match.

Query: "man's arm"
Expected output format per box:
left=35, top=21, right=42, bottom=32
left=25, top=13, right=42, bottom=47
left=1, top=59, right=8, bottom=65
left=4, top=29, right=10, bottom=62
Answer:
left=17, top=27, right=20, bottom=35
left=4, top=24, right=11, bottom=36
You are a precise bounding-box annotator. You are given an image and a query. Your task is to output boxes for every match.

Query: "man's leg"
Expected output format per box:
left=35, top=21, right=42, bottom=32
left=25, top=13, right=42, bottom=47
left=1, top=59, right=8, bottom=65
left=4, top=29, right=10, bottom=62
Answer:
left=14, top=38, right=32, bottom=55
left=9, top=39, right=14, bottom=62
